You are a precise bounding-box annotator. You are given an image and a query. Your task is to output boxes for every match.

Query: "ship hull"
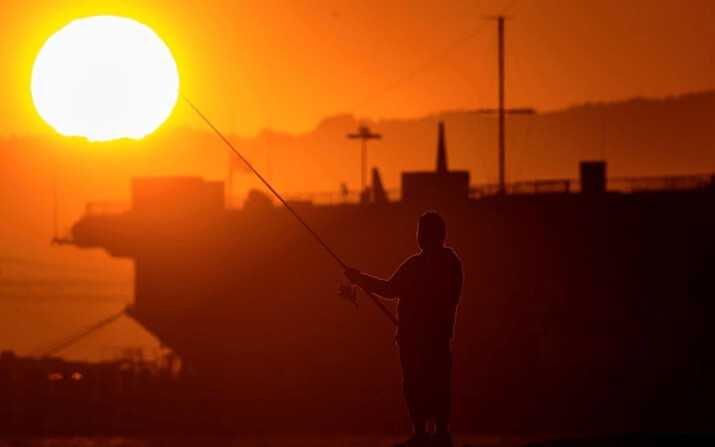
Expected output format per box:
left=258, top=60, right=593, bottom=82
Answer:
left=71, top=189, right=715, bottom=433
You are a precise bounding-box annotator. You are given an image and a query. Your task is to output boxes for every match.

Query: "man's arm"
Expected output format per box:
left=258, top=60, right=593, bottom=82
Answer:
left=344, top=267, right=401, bottom=299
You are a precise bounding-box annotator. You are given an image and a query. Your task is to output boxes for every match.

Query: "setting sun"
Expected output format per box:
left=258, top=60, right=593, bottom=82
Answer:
left=31, top=15, right=179, bottom=142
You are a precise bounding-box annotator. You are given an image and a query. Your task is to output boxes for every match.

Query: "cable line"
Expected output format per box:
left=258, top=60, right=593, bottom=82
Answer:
left=348, top=0, right=524, bottom=112
left=35, top=309, right=126, bottom=357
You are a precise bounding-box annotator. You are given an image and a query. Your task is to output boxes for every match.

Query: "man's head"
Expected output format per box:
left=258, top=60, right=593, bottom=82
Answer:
left=417, top=211, right=447, bottom=251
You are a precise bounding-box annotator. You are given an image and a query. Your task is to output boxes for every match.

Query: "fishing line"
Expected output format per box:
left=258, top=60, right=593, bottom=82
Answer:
left=179, top=93, right=398, bottom=326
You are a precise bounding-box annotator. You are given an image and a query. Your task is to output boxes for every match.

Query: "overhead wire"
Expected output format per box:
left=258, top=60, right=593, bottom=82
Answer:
left=343, top=0, right=525, bottom=188
left=347, top=0, right=524, bottom=113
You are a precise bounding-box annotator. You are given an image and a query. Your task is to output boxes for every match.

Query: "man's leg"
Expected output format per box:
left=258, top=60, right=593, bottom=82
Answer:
left=410, top=415, right=428, bottom=438
left=396, top=342, right=429, bottom=446
left=427, top=340, right=453, bottom=447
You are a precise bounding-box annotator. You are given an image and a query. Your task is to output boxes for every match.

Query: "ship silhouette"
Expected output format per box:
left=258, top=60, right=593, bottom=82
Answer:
left=59, top=122, right=715, bottom=434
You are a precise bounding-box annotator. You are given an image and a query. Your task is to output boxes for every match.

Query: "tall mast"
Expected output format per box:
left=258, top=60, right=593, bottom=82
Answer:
left=478, top=16, right=534, bottom=194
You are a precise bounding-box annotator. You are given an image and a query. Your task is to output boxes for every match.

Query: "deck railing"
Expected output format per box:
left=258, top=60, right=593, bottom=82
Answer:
left=470, top=179, right=573, bottom=198
left=607, top=174, right=714, bottom=193
left=82, top=174, right=713, bottom=216
left=469, top=174, right=714, bottom=198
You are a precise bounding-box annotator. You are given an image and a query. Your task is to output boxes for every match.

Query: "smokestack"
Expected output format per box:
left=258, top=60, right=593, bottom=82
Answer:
left=371, top=168, right=388, bottom=204
left=437, top=121, right=448, bottom=174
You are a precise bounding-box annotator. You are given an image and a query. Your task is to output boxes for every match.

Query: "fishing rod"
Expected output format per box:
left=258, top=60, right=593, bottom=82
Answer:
left=180, top=93, right=398, bottom=326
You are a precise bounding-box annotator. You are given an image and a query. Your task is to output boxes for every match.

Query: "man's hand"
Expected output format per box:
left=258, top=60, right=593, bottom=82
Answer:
left=344, top=267, right=365, bottom=286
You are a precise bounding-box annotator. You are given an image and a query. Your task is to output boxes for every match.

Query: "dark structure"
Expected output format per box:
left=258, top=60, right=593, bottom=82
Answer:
left=401, top=122, right=469, bottom=204
left=0, top=350, right=180, bottom=434
left=580, top=161, right=606, bottom=194
left=64, top=125, right=715, bottom=434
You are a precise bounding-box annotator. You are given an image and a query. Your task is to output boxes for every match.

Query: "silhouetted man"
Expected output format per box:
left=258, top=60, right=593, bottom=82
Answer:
left=345, top=211, right=463, bottom=447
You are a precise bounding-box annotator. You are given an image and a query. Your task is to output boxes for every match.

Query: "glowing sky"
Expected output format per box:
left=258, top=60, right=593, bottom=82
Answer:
left=2, top=0, right=714, bottom=138
left=1, top=0, right=714, bottom=361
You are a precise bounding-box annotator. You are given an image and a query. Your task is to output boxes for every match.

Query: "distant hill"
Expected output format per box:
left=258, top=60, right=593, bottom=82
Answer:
left=231, top=90, right=715, bottom=195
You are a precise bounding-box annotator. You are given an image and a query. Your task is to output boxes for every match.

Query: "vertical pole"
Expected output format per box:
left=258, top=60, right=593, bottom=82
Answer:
left=498, top=16, right=506, bottom=194
left=361, top=139, right=367, bottom=193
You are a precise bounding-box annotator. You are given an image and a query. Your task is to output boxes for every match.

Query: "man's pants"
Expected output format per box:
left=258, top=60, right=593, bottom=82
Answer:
left=398, top=339, right=452, bottom=425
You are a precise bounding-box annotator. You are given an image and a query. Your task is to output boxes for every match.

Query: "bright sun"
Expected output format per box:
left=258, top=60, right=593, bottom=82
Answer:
left=31, top=16, right=179, bottom=142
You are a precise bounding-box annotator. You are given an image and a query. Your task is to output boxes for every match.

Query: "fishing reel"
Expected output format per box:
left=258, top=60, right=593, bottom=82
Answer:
left=337, top=282, right=359, bottom=307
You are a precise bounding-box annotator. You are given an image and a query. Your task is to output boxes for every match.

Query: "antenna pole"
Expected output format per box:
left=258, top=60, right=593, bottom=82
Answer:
left=477, top=16, right=534, bottom=194
left=348, top=126, right=382, bottom=195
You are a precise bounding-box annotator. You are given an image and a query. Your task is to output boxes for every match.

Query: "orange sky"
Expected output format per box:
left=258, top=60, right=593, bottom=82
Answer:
left=1, top=0, right=714, bottom=361
left=1, top=0, right=714, bottom=138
